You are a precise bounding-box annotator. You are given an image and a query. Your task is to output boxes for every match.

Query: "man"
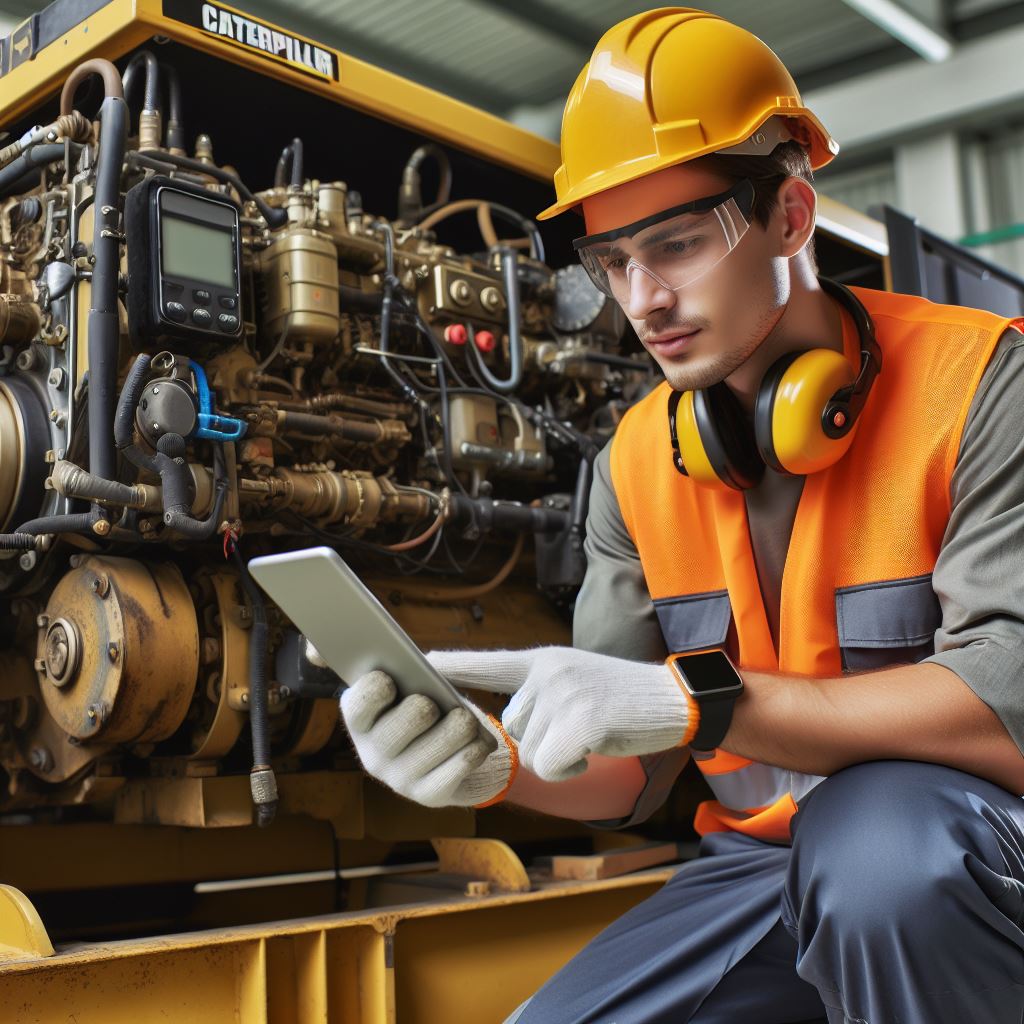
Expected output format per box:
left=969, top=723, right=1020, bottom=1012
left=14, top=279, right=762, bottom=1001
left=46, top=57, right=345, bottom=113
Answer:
left=340, top=9, right=1024, bottom=1022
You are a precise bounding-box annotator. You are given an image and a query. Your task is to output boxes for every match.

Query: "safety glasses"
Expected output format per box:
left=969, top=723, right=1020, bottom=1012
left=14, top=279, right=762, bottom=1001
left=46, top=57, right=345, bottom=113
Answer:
left=572, top=179, right=755, bottom=302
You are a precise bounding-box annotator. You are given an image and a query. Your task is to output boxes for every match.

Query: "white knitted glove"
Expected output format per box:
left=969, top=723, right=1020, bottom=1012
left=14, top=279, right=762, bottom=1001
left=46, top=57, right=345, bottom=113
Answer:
left=340, top=670, right=518, bottom=809
left=427, top=646, right=695, bottom=783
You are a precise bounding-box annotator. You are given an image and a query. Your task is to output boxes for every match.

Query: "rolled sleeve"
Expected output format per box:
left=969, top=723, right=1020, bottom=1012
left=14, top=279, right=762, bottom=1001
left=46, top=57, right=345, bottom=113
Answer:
left=920, top=330, right=1024, bottom=756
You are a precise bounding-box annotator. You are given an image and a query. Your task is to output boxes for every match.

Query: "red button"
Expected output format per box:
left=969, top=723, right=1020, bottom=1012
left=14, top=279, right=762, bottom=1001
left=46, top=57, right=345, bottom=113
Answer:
left=475, top=329, right=496, bottom=353
left=833, top=411, right=847, bottom=428
left=444, top=323, right=468, bottom=346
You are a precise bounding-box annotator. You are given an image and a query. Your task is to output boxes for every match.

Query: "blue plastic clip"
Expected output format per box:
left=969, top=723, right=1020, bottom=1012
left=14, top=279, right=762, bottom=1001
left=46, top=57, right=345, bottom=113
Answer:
left=189, top=359, right=247, bottom=442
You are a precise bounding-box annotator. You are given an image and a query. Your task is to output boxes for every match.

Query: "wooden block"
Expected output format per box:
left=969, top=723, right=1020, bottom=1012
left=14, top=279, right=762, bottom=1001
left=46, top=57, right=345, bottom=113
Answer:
left=535, top=842, right=681, bottom=881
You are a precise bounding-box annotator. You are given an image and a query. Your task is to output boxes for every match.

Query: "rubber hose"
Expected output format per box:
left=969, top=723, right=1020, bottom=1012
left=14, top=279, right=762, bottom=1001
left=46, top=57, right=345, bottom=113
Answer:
left=121, top=50, right=160, bottom=112
left=161, top=63, right=185, bottom=151
left=114, top=354, right=161, bottom=476
left=0, top=144, right=66, bottom=196
left=87, top=95, right=129, bottom=497
left=131, top=151, right=288, bottom=229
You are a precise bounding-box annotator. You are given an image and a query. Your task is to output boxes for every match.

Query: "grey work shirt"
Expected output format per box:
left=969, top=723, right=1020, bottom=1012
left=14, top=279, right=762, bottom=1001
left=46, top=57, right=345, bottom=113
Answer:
left=574, top=329, right=1024, bottom=828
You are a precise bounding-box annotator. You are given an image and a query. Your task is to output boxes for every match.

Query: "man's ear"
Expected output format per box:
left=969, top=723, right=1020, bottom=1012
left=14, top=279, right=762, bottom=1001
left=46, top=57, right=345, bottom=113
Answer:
left=776, top=176, right=816, bottom=259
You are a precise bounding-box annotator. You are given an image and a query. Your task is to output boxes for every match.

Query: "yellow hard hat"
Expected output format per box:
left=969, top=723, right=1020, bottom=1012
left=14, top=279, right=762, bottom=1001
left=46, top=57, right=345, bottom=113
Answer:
left=537, top=7, right=839, bottom=221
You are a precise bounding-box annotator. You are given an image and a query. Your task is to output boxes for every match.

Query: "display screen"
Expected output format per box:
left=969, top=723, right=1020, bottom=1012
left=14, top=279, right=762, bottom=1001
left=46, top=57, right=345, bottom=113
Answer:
left=680, top=651, right=740, bottom=693
left=161, top=215, right=235, bottom=289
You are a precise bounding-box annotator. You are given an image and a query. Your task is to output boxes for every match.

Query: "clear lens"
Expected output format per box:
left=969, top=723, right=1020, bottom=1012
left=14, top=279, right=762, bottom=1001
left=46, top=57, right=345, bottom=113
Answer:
left=577, top=196, right=751, bottom=302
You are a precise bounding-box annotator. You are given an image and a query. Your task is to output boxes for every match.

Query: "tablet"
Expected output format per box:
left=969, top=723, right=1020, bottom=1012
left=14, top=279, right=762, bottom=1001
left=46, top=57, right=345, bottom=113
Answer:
left=247, top=545, right=472, bottom=715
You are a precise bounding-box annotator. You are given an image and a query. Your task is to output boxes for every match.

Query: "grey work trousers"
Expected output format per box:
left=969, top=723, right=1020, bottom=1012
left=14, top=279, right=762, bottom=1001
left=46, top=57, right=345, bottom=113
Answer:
left=504, top=759, right=1024, bottom=1024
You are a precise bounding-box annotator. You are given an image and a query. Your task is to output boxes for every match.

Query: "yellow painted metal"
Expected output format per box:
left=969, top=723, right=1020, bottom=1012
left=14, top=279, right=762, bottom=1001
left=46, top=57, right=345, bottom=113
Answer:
left=0, top=867, right=673, bottom=1022
left=430, top=836, right=531, bottom=893
left=0, top=0, right=560, bottom=183
left=0, top=885, right=54, bottom=962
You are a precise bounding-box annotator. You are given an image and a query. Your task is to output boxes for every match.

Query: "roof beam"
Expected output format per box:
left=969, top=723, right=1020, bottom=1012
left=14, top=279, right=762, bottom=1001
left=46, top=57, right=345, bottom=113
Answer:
left=468, top=0, right=596, bottom=53
left=840, top=0, right=954, bottom=61
left=805, top=17, right=1024, bottom=152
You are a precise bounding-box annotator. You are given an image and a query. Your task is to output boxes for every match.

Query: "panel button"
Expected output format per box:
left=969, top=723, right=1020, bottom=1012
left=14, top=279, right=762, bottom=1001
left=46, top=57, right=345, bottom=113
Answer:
left=218, top=295, right=237, bottom=310
left=165, top=301, right=186, bottom=322
left=192, top=289, right=211, bottom=305
left=217, top=313, right=239, bottom=332
left=191, top=307, right=213, bottom=327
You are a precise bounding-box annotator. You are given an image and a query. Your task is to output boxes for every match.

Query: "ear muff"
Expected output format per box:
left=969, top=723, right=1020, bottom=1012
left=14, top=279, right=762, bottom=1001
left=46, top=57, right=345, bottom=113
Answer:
left=754, top=347, right=858, bottom=475
left=671, top=385, right=764, bottom=490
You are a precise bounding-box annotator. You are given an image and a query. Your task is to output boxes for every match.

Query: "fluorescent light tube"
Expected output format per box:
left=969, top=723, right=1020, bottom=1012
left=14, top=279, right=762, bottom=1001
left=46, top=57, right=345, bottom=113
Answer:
left=843, top=0, right=954, bottom=62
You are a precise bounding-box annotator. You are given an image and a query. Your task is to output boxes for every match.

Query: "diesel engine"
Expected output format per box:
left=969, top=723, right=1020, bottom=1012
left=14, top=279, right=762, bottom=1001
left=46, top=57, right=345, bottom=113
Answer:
left=0, top=53, right=651, bottom=827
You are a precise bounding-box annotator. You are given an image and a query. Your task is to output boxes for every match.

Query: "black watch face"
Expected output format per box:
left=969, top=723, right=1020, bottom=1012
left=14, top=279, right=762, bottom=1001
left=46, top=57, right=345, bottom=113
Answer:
left=681, top=650, right=742, bottom=695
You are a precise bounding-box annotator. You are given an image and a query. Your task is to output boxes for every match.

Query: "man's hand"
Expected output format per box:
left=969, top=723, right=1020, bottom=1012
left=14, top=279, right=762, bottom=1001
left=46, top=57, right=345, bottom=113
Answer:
left=427, top=647, right=692, bottom=782
left=340, top=671, right=517, bottom=808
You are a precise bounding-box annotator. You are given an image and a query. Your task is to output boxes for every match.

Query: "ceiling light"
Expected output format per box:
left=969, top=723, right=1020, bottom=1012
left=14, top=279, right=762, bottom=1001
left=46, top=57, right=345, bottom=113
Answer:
left=843, top=0, right=953, bottom=62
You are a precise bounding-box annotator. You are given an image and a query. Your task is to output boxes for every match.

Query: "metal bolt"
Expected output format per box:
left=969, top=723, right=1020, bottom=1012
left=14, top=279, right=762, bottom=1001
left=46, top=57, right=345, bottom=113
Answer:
left=107, top=642, right=119, bottom=662
left=240, top=692, right=249, bottom=704
left=15, top=349, right=38, bottom=371
left=48, top=368, right=65, bottom=389
left=48, top=409, right=66, bottom=428
left=151, top=386, right=160, bottom=395
left=35, top=614, right=49, bottom=629
left=28, top=747, right=53, bottom=772
left=18, top=551, right=36, bottom=571
left=90, top=574, right=109, bottom=597
left=279, top=686, right=291, bottom=699
left=86, top=706, right=97, bottom=721
left=44, top=622, right=71, bottom=681
left=92, top=519, right=111, bottom=537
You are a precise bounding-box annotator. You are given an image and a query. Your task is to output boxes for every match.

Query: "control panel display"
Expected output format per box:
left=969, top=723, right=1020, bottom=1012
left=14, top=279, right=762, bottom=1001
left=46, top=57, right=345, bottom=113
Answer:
left=125, top=175, right=243, bottom=346
left=160, top=216, right=236, bottom=289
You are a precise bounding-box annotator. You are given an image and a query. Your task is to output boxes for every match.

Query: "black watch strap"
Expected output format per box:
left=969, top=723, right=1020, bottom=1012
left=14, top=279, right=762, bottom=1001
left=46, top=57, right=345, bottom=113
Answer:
left=689, top=695, right=735, bottom=752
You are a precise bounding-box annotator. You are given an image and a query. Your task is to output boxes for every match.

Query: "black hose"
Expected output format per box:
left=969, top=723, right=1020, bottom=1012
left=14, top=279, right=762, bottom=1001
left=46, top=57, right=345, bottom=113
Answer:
left=155, top=433, right=227, bottom=540
left=447, top=494, right=569, bottom=534
left=0, top=144, right=65, bottom=197
left=230, top=545, right=277, bottom=827
left=114, top=353, right=158, bottom=473
left=15, top=512, right=98, bottom=535
left=279, top=411, right=386, bottom=443
left=130, top=151, right=288, bottom=228
left=161, top=63, right=185, bottom=151
left=398, top=143, right=452, bottom=222
left=121, top=50, right=160, bottom=113
left=0, top=534, right=37, bottom=549
left=274, top=138, right=304, bottom=189
left=88, top=94, right=129, bottom=507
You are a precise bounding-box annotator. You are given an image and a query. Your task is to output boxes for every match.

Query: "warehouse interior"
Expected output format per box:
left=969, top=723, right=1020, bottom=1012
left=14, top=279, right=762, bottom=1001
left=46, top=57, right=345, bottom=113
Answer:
left=0, top=1, right=1022, bottom=1022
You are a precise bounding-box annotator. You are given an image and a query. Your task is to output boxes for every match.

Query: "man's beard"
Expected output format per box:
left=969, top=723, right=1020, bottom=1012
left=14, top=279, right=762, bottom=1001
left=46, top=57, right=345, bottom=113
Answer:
left=657, top=338, right=761, bottom=392
left=649, top=302, right=787, bottom=393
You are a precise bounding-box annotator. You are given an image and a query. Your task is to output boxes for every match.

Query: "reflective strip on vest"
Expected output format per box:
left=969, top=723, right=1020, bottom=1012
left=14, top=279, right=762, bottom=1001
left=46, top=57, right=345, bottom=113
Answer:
left=691, top=752, right=827, bottom=811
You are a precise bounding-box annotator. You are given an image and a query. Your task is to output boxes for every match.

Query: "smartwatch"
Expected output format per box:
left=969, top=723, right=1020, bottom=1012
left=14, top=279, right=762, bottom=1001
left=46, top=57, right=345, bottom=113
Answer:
left=666, top=649, right=744, bottom=751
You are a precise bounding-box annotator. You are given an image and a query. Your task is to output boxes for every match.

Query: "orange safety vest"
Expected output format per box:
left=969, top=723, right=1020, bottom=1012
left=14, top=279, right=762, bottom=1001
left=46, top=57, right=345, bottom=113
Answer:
left=610, top=287, right=1023, bottom=844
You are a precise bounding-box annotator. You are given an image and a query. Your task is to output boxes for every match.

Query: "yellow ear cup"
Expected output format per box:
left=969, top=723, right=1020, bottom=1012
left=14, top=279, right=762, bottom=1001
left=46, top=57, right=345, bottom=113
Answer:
left=674, top=389, right=724, bottom=488
left=763, top=349, right=858, bottom=475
